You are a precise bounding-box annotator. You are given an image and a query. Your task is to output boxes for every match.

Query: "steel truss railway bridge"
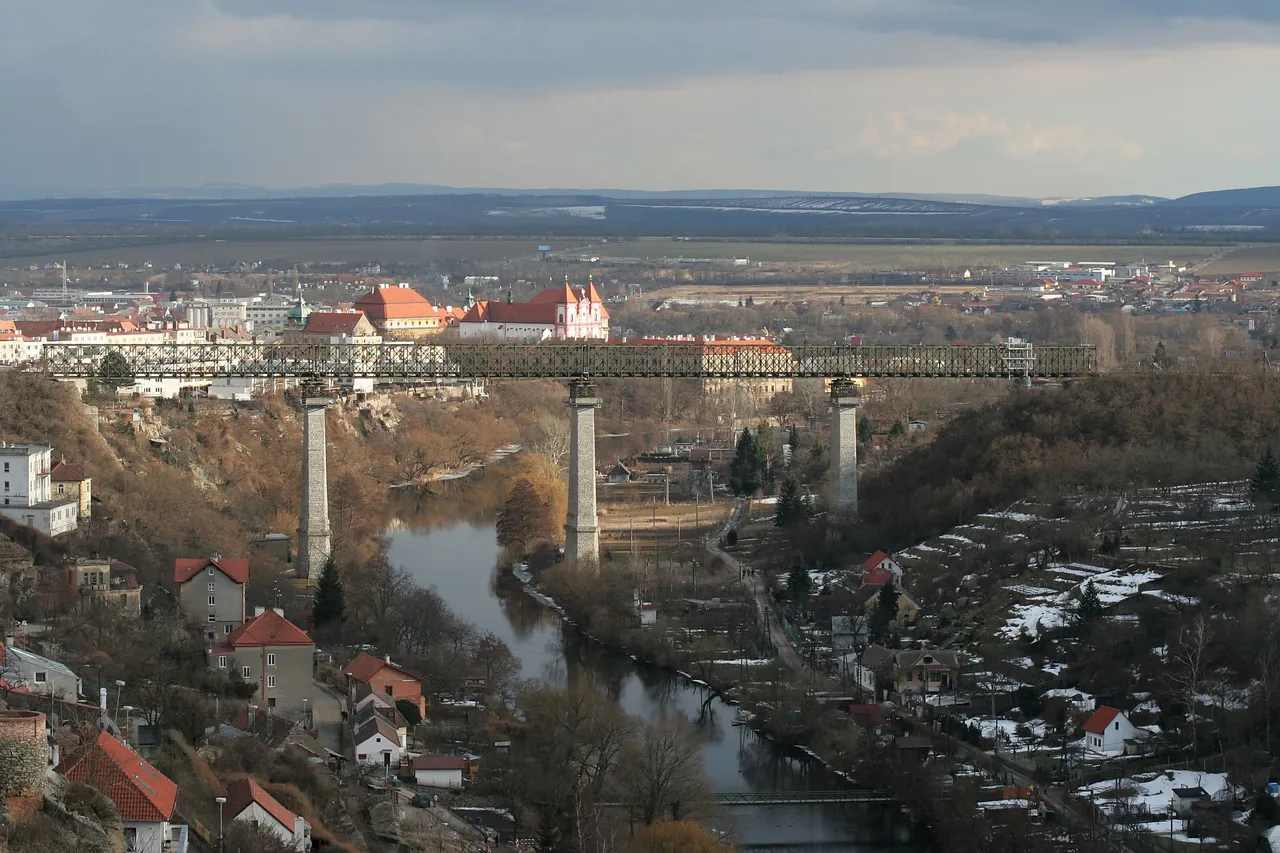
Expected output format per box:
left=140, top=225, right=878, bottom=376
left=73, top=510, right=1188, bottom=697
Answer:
left=595, top=789, right=894, bottom=808
left=38, top=341, right=1096, bottom=576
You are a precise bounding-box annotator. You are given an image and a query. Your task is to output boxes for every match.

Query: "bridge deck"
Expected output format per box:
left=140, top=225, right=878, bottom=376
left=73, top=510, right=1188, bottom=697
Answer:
left=39, top=342, right=1096, bottom=380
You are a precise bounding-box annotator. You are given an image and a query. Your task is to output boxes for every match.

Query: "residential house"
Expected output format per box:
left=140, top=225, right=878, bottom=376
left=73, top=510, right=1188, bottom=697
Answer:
left=0, top=443, right=79, bottom=536
left=342, top=652, right=427, bottom=719
left=56, top=732, right=188, bottom=853
left=604, top=461, right=632, bottom=485
left=894, top=649, right=960, bottom=694
left=209, top=609, right=314, bottom=720
left=459, top=280, right=609, bottom=341
left=860, top=551, right=903, bottom=586
left=225, top=778, right=312, bottom=852
left=49, top=457, right=92, bottom=518
left=69, top=559, right=142, bottom=617
left=0, top=643, right=82, bottom=700
left=353, top=701, right=409, bottom=750
left=412, top=755, right=468, bottom=790
left=174, top=556, right=248, bottom=641
left=353, top=716, right=402, bottom=770
left=1083, top=706, right=1140, bottom=755
left=1171, top=786, right=1211, bottom=817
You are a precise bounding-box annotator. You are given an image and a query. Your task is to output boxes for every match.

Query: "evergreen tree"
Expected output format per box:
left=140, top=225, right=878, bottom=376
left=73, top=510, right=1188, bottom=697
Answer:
left=788, top=425, right=800, bottom=454
left=871, top=581, right=899, bottom=641
left=1253, top=446, right=1280, bottom=497
left=787, top=560, right=812, bottom=600
left=96, top=350, right=135, bottom=397
left=889, top=421, right=905, bottom=438
left=745, top=295, right=755, bottom=307
left=730, top=428, right=762, bottom=496
left=944, top=325, right=958, bottom=341
left=1153, top=341, right=1170, bottom=370
left=775, top=476, right=813, bottom=527
left=1075, top=580, right=1104, bottom=624
left=312, top=558, right=346, bottom=631
left=857, top=416, right=872, bottom=445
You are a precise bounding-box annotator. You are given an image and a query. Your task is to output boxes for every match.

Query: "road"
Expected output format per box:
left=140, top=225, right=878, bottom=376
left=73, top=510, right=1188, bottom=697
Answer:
left=312, top=681, right=345, bottom=755
left=706, top=499, right=806, bottom=670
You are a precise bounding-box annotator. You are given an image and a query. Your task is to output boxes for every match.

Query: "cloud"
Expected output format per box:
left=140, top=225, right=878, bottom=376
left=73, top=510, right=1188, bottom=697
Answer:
left=856, top=110, right=1010, bottom=157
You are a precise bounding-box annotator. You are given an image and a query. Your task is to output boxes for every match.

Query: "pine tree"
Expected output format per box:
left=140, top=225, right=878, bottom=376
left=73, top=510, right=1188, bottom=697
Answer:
left=1075, top=580, right=1104, bottom=624
left=312, top=558, right=346, bottom=632
left=788, top=425, right=800, bottom=454
left=775, top=476, right=812, bottom=527
left=787, top=560, right=812, bottom=600
left=945, top=325, right=958, bottom=341
left=857, top=416, right=872, bottom=445
left=1253, top=447, right=1280, bottom=497
left=730, top=428, right=761, bottom=496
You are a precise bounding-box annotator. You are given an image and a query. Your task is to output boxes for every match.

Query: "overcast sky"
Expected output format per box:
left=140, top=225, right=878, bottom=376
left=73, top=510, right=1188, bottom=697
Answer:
left=3, top=0, right=1280, bottom=198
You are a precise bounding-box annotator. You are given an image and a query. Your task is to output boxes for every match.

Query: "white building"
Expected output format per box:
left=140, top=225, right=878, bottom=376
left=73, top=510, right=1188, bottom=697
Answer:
left=412, top=755, right=468, bottom=790
left=354, top=716, right=402, bottom=771
left=186, top=300, right=247, bottom=329
left=0, top=443, right=79, bottom=536
left=244, top=296, right=295, bottom=330
left=1083, top=706, right=1140, bottom=754
left=459, top=281, right=609, bottom=341
left=1, top=644, right=83, bottom=700
left=225, top=778, right=311, bottom=851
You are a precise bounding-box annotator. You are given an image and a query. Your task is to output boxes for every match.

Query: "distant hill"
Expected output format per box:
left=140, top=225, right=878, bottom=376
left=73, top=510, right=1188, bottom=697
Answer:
left=1169, top=186, right=1280, bottom=207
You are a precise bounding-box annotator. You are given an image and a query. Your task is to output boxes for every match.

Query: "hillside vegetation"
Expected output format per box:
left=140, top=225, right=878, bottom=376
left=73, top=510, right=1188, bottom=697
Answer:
left=859, top=372, right=1280, bottom=549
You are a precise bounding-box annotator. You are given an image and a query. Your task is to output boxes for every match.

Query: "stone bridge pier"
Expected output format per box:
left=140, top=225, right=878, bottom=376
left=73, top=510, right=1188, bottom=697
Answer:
left=565, top=381, right=600, bottom=564
left=298, top=392, right=333, bottom=580
left=830, top=380, right=860, bottom=518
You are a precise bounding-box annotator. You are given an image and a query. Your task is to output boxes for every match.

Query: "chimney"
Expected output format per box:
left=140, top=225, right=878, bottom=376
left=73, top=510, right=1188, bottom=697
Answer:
left=272, top=608, right=284, bottom=617
left=254, top=606, right=266, bottom=617
left=99, top=687, right=108, bottom=713
left=384, top=655, right=392, bottom=664
left=249, top=705, right=257, bottom=725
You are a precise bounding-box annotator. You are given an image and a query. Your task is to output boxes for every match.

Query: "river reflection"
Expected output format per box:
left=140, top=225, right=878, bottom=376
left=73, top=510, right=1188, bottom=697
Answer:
left=385, top=485, right=919, bottom=852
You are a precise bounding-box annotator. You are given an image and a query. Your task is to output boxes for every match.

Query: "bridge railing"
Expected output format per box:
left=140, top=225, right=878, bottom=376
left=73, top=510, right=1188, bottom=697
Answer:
left=38, top=342, right=1097, bottom=380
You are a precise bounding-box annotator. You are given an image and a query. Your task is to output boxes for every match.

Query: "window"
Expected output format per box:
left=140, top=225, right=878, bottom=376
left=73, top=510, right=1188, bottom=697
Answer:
left=267, top=697, right=276, bottom=708
left=267, top=653, right=276, bottom=666
left=929, top=672, right=941, bottom=682
left=267, top=675, right=276, bottom=688
left=217, top=655, right=227, bottom=668
left=3, top=463, right=8, bottom=472
left=207, top=566, right=214, bottom=575
left=241, top=666, right=251, bottom=679
left=208, top=596, right=216, bottom=606
left=207, top=582, right=216, bottom=591
left=224, top=624, right=233, bottom=634
left=207, top=614, right=215, bottom=623
left=1115, top=721, right=1120, bottom=730
left=123, top=827, right=137, bottom=852
left=385, top=685, right=394, bottom=697
left=3, top=482, right=8, bottom=490
left=57, top=484, right=64, bottom=495
left=34, top=671, right=47, bottom=683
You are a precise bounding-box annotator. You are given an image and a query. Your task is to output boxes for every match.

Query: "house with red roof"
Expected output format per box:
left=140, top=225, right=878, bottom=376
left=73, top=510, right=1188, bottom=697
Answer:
left=861, top=551, right=903, bottom=587
left=459, top=279, right=608, bottom=341
left=225, top=777, right=312, bottom=851
left=1082, top=706, right=1141, bottom=754
left=286, top=310, right=379, bottom=344
left=342, top=652, right=426, bottom=719
left=210, top=608, right=314, bottom=720
left=174, top=556, right=249, bottom=641
left=353, top=283, right=449, bottom=338
left=56, top=731, right=188, bottom=853
left=49, top=457, right=92, bottom=519
left=412, top=754, right=469, bottom=789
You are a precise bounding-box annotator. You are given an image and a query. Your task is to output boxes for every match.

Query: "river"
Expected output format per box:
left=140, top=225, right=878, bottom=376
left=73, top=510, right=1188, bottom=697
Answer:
left=385, top=486, right=915, bottom=852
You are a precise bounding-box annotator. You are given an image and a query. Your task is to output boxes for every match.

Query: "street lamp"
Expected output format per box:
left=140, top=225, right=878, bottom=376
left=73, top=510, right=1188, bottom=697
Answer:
left=114, top=680, right=126, bottom=722
left=303, top=698, right=310, bottom=731
left=215, top=796, right=226, bottom=853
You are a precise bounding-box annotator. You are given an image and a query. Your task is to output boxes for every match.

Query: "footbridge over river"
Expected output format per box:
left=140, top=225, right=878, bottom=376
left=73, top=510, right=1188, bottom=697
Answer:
left=36, top=340, right=1096, bottom=576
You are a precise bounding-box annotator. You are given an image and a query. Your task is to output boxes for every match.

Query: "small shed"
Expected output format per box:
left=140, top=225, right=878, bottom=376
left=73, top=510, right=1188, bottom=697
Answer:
left=412, top=755, right=468, bottom=790
left=605, top=462, right=632, bottom=484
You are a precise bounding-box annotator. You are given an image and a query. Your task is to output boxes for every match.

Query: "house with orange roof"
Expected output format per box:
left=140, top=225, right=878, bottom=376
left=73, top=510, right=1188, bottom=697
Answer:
left=342, top=652, right=427, bottom=719
left=174, top=556, right=248, bottom=641
left=56, top=731, right=188, bottom=853
left=459, top=279, right=608, bottom=341
left=285, top=310, right=379, bottom=345
left=210, top=608, right=314, bottom=720
left=225, top=777, right=312, bottom=851
left=353, top=283, right=448, bottom=338
left=1083, top=706, right=1142, bottom=755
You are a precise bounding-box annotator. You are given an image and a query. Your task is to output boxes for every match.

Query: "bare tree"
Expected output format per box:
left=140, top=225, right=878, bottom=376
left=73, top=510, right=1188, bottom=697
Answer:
left=526, top=413, right=571, bottom=473
left=616, top=716, right=712, bottom=824
left=1168, top=613, right=1211, bottom=760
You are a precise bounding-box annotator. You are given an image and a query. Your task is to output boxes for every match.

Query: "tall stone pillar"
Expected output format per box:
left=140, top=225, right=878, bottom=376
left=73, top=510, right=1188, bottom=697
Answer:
left=830, top=380, right=861, bottom=518
left=298, top=394, right=333, bottom=580
left=565, top=382, right=600, bottom=564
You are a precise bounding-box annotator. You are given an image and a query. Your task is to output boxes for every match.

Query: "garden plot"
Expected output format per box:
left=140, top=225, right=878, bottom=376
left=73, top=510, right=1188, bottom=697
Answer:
left=1074, top=769, right=1233, bottom=841
left=998, top=565, right=1163, bottom=639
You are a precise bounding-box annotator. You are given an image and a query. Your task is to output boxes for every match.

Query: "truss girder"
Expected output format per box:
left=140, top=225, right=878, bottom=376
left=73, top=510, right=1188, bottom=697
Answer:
left=40, top=342, right=1096, bottom=380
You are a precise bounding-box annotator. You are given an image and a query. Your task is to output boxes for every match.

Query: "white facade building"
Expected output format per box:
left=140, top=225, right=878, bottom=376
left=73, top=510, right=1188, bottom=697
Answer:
left=0, top=443, right=79, bottom=536
left=1083, top=706, right=1140, bottom=754
left=226, top=778, right=311, bottom=851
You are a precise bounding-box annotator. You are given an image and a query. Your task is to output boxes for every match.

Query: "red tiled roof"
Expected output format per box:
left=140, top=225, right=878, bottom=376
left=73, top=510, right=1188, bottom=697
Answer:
left=56, top=732, right=177, bottom=822
left=411, top=755, right=468, bottom=771
left=342, top=652, right=422, bottom=685
left=174, top=557, right=250, bottom=585
left=353, top=286, right=438, bottom=321
left=354, top=716, right=401, bottom=747
left=1083, top=706, right=1123, bottom=735
left=225, top=610, right=312, bottom=648
left=225, top=778, right=300, bottom=833
left=861, top=551, right=891, bottom=573
left=461, top=300, right=559, bottom=326
left=50, top=458, right=86, bottom=482
left=303, top=311, right=372, bottom=335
